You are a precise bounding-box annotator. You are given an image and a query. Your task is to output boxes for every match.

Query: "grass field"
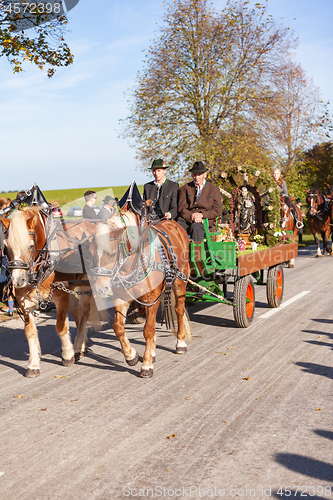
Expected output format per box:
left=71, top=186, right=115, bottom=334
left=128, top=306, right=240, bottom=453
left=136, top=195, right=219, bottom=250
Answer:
left=0, top=186, right=143, bottom=207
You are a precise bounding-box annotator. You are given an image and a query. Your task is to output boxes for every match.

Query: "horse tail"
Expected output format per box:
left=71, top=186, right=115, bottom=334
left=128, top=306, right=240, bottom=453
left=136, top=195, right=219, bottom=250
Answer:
left=162, top=289, right=191, bottom=341
left=88, top=295, right=110, bottom=331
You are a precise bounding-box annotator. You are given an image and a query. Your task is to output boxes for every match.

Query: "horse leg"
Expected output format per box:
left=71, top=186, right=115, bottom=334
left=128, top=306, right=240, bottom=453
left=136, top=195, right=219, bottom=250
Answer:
left=322, top=230, right=332, bottom=255
left=13, top=293, right=41, bottom=377
left=313, top=232, right=322, bottom=257
left=140, top=300, right=160, bottom=378
left=72, top=294, right=91, bottom=361
left=173, top=282, right=188, bottom=354
left=113, top=301, right=139, bottom=366
left=53, top=292, right=75, bottom=367
left=24, top=312, right=41, bottom=378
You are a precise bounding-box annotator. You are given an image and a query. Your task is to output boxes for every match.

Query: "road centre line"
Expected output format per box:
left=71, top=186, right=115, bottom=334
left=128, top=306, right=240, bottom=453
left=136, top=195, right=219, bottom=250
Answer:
left=259, top=291, right=311, bottom=319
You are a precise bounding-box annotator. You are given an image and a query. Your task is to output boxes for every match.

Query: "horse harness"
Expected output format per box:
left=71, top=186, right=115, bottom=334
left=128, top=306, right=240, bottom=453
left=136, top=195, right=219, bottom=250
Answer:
left=91, top=219, right=187, bottom=326
left=306, top=191, right=328, bottom=220
left=6, top=213, right=53, bottom=288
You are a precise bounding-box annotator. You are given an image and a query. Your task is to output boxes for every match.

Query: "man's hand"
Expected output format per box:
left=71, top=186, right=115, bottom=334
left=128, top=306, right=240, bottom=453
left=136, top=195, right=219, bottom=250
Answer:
left=191, top=212, right=203, bottom=223
left=165, top=212, right=171, bottom=220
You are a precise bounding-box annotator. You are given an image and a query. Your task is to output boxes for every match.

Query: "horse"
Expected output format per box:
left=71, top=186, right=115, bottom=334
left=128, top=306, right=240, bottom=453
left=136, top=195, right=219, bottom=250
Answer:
left=279, top=197, right=303, bottom=267
left=305, top=187, right=332, bottom=257
left=0, top=207, right=102, bottom=377
left=90, top=207, right=191, bottom=378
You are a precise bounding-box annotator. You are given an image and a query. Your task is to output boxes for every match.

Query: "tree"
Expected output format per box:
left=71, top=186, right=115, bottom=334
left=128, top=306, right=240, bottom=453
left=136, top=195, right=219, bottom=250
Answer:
left=251, top=60, right=331, bottom=174
left=301, top=141, right=333, bottom=192
left=0, top=0, right=73, bottom=77
left=123, top=0, right=298, bottom=178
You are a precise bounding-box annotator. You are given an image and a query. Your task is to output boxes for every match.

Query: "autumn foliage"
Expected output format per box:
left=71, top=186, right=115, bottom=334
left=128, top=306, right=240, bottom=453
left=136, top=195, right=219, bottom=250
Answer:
left=123, top=0, right=331, bottom=188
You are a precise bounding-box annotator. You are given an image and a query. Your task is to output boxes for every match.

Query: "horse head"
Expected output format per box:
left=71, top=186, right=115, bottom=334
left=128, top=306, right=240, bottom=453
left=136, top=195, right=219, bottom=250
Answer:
left=306, top=187, right=324, bottom=217
left=0, top=207, right=47, bottom=288
left=91, top=208, right=139, bottom=296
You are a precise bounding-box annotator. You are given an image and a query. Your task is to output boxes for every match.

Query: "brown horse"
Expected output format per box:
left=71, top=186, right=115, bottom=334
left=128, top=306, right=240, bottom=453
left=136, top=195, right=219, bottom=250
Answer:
left=305, top=187, right=332, bottom=257
left=279, top=197, right=303, bottom=239
left=0, top=207, right=101, bottom=377
left=279, top=197, right=303, bottom=267
left=90, top=208, right=190, bottom=378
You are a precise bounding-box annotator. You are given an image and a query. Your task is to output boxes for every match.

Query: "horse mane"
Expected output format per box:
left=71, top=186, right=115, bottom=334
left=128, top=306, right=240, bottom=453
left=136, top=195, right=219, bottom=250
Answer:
left=95, top=222, right=115, bottom=255
left=7, top=207, right=41, bottom=257
left=95, top=208, right=140, bottom=253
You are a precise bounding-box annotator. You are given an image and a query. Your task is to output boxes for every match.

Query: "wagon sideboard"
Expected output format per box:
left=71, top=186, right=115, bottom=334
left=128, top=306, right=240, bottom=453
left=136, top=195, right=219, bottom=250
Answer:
left=237, top=242, right=298, bottom=277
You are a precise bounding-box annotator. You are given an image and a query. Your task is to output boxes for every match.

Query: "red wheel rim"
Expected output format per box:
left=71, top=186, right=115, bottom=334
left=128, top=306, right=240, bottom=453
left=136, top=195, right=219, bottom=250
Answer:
left=246, top=283, right=254, bottom=318
left=276, top=270, right=283, bottom=300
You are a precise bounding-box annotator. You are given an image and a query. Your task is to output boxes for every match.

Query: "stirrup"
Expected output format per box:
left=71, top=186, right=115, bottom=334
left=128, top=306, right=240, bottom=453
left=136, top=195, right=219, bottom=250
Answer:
left=296, top=220, right=304, bottom=229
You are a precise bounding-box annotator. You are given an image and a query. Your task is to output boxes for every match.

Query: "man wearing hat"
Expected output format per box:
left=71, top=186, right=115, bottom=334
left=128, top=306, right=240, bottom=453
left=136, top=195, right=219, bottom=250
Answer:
left=177, top=161, right=222, bottom=241
left=143, top=159, right=179, bottom=220
left=99, top=195, right=117, bottom=220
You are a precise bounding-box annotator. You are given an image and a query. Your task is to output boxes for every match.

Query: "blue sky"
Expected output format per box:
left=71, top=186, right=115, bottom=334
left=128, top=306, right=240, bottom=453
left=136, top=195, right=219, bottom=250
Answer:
left=0, top=0, right=332, bottom=193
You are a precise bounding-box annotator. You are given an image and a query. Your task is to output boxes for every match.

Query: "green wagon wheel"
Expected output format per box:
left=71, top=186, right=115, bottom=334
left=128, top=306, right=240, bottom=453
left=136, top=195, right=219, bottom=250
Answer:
left=266, top=264, right=284, bottom=308
left=127, top=301, right=146, bottom=324
left=233, top=275, right=256, bottom=328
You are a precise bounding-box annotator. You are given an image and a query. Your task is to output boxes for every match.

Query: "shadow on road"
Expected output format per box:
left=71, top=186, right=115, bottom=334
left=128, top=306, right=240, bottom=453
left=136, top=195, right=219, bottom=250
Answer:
left=295, top=361, right=333, bottom=379
left=311, top=318, right=333, bottom=324
left=314, top=429, right=333, bottom=441
left=275, top=452, right=333, bottom=482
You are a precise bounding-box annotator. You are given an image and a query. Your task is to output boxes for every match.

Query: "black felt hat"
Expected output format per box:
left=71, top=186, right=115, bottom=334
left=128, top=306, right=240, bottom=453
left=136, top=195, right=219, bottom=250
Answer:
left=189, top=161, right=207, bottom=174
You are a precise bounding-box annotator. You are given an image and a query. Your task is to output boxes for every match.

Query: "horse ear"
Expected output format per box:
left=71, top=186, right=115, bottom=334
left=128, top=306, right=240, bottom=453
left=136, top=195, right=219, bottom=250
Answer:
left=27, top=214, right=38, bottom=230
left=305, top=189, right=310, bottom=194
left=0, top=217, right=10, bottom=230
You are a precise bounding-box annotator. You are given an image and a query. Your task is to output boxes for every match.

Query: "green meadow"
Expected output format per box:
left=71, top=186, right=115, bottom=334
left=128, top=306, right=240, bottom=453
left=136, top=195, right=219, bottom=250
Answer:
left=0, top=186, right=143, bottom=207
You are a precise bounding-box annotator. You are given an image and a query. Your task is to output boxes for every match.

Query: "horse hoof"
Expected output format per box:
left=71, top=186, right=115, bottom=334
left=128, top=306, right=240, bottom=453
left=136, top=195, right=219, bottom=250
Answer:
left=316, top=255, right=322, bottom=259
left=126, top=351, right=139, bottom=366
left=175, top=346, right=187, bottom=355
left=63, top=356, right=75, bottom=366
left=288, top=264, right=294, bottom=268
left=25, top=368, right=40, bottom=378
left=140, top=368, right=153, bottom=378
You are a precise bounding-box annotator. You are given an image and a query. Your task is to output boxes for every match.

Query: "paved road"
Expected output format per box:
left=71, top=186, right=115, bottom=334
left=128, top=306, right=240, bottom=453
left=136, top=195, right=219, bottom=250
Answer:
left=0, top=246, right=332, bottom=500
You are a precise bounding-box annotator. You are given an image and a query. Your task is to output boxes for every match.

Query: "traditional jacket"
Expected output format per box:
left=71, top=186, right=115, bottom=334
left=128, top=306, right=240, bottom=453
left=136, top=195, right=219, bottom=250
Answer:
left=143, top=179, right=179, bottom=220
left=178, top=181, right=222, bottom=228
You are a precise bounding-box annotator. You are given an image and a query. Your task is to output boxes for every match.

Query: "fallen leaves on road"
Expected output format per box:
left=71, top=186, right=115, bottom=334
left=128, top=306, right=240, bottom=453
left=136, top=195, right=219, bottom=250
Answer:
left=14, top=395, right=23, bottom=399
left=228, top=347, right=235, bottom=350
left=243, top=377, right=251, bottom=381
left=316, top=408, right=322, bottom=411
left=224, top=353, right=230, bottom=356
left=166, top=434, right=176, bottom=439
left=55, top=375, right=66, bottom=379
left=40, top=408, right=47, bottom=411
